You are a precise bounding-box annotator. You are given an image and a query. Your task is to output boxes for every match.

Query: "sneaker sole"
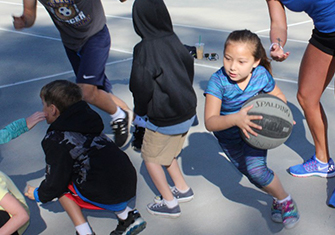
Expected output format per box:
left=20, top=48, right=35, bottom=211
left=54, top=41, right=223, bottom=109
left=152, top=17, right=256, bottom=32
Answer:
left=177, top=195, right=194, bottom=203
left=125, top=218, right=146, bottom=235
left=283, top=216, right=300, bottom=229
left=124, top=109, right=134, bottom=148
left=271, top=214, right=283, bottom=223
left=154, top=195, right=194, bottom=204
left=146, top=207, right=181, bottom=218
left=290, top=171, right=335, bottom=178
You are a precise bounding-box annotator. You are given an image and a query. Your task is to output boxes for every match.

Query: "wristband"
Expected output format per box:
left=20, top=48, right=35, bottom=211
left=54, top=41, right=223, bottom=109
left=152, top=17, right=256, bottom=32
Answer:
left=269, top=42, right=283, bottom=52
left=34, top=187, right=40, bottom=202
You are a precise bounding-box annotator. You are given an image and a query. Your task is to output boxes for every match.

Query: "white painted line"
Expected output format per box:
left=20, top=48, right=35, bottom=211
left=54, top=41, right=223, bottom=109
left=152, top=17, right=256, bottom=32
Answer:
left=0, top=0, right=44, bottom=8
left=0, top=57, right=133, bottom=89
left=256, top=20, right=312, bottom=34
left=0, top=27, right=61, bottom=41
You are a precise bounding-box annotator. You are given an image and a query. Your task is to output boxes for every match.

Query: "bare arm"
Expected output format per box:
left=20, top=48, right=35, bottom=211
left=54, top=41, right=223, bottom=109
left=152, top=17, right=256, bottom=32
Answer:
left=204, top=94, right=262, bottom=139
left=13, top=0, right=38, bottom=29
left=268, top=84, right=287, bottom=103
left=0, top=193, right=29, bottom=235
left=266, top=0, right=290, bottom=61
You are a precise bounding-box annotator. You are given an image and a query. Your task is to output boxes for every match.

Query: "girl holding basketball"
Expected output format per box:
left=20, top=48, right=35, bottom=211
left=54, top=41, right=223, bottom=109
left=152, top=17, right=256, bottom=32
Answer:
left=204, top=29, right=299, bottom=229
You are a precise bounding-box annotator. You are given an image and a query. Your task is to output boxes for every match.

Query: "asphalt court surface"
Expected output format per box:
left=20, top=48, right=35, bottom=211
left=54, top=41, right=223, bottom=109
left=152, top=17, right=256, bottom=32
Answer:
left=1, top=0, right=335, bottom=234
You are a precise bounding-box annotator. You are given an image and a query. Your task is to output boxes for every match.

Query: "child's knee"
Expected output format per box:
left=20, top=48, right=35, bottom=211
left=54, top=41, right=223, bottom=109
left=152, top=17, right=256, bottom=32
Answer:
left=247, top=165, right=274, bottom=188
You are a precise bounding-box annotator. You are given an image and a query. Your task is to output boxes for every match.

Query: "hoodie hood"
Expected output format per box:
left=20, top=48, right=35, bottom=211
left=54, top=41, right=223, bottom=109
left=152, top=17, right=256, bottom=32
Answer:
left=132, top=0, right=173, bottom=39
left=47, top=100, right=103, bottom=135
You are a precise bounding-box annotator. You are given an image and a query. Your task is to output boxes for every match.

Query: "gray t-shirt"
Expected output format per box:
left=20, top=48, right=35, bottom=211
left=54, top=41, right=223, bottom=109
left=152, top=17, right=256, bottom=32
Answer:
left=39, top=0, right=107, bottom=51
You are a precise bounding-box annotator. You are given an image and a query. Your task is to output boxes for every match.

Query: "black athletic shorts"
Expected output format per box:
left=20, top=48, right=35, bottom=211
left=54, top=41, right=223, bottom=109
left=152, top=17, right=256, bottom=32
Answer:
left=309, top=28, right=335, bottom=56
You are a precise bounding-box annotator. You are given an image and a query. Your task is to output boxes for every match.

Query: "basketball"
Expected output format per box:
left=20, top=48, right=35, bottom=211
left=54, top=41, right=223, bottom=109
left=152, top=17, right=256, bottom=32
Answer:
left=240, top=93, right=293, bottom=149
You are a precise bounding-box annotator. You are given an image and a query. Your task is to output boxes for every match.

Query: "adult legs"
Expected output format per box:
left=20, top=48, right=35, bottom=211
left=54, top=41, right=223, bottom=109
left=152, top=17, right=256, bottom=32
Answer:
left=78, top=83, right=118, bottom=115
left=297, top=44, right=335, bottom=162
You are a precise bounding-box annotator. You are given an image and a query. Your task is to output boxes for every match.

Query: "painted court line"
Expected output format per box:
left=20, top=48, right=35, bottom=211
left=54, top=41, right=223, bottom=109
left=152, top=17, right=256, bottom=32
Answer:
left=0, top=2, right=319, bottom=90
left=0, top=58, right=133, bottom=89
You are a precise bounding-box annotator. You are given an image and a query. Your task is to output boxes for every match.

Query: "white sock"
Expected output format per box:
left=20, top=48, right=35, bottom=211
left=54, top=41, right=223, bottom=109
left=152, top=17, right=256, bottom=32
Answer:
left=278, top=195, right=291, bottom=204
left=315, top=157, right=328, bottom=164
left=75, top=222, right=93, bottom=235
left=115, top=206, right=132, bottom=220
left=133, top=115, right=147, bottom=128
left=110, top=107, right=126, bottom=121
left=175, top=186, right=190, bottom=194
left=164, top=198, right=178, bottom=208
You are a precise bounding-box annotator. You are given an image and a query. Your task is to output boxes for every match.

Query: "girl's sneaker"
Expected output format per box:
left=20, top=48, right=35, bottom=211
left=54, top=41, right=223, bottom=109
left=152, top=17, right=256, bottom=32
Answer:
left=271, top=199, right=282, bottom=223
left=281, top=199, right=300, bottom=229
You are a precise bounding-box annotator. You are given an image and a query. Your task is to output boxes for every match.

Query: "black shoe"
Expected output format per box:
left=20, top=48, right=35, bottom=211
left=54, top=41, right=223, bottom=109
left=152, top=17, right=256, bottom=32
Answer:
left=110, top=210, right=146, bottom=235
left=76, top=232, right=95, bottom=235
left=111, top=110, right=133, bottom=147
left=131, top=126, right=145, bottom=152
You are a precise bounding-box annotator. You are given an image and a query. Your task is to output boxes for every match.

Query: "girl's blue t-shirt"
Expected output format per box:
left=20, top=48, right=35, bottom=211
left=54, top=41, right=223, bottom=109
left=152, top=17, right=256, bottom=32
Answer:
left=280, top=0, right=335, bottom=33
left=204, top=65, right=275, bottom=141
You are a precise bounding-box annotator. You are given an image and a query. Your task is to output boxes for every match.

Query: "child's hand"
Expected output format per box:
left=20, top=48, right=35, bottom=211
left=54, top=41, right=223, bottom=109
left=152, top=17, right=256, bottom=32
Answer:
left=26, top=112, right=46, bottom=130
left=24, top=185, right=36, bottom=200
left=236, top=105, right=262, bottom=139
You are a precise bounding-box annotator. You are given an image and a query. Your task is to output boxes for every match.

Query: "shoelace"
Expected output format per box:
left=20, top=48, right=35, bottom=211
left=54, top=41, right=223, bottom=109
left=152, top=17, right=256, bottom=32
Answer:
left=171, top=186, right=179, bottom=195
left=151, top=202, right=166, bottom=209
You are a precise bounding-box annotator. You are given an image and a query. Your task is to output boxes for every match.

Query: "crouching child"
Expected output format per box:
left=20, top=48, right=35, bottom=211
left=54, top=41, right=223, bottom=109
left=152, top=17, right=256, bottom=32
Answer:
left=25, top=80, right=146, bottom=235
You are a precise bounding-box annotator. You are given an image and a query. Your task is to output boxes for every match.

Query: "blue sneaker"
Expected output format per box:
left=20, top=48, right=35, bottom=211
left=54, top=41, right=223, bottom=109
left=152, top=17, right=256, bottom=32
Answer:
left=289, top=155, right=335, bottom=178
left=281, top=199, right=299, bottom=229
left=328, top=188, right=335, bottom=208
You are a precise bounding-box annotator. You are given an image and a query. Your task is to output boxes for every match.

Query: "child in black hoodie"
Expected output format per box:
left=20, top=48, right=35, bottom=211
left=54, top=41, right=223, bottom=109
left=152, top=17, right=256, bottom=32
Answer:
left=130, top=0, right=197, bottom=218
left=25, top=80, right=146, bottom=235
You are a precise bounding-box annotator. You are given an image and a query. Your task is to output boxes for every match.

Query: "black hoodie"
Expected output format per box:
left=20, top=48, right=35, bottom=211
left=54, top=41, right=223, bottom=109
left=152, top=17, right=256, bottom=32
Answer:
left=130, top=0, right=197, bottom=127
left=37, top=101, right=137, bottom=205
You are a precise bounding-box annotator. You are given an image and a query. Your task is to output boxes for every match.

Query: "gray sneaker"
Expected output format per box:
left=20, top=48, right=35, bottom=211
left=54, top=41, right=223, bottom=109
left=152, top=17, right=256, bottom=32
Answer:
left=147, top=202, right=181, bottom=218
left=154, top=186, right=194, bottom=203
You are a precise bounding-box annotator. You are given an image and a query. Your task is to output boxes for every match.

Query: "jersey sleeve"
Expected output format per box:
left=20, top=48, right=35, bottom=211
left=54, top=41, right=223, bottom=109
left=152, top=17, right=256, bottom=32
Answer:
left=0, top=118, right=29, bottom=144
left=204, top=69, right=224, bottom=100
left=262, top=68, right=276, bottom=93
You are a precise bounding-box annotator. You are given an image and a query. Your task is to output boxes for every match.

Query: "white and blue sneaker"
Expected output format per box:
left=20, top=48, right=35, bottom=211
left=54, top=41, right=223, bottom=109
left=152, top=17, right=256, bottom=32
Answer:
left=289, top=155, right=335, bottom=178
left=154, top=186, right=194, bottom=203
left=147, top=201, right=181, bottom=218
